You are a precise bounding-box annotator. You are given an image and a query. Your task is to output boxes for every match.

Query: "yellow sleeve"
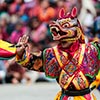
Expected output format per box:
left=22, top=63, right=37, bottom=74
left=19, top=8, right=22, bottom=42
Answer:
left=16, top=51, right=43, bottom=71
left=90, top=70, right=100, bottom=88
left=16, top=50, right=30, bottom=67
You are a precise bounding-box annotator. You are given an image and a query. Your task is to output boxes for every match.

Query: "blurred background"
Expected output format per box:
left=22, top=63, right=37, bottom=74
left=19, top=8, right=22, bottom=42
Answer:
left=0, top=0, right=100, bottom=100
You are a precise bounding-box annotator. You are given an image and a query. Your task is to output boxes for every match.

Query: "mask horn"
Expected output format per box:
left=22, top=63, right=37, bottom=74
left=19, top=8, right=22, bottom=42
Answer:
left=59, top=8, right=65, bottom=19
left=71, top=7, right=77, bottom=18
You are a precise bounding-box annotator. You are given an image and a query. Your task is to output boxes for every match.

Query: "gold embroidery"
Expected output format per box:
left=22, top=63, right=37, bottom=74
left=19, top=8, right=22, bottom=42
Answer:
left=59, top=70, right=75, bottom=89
left=72, top=71, right=89, bottom=90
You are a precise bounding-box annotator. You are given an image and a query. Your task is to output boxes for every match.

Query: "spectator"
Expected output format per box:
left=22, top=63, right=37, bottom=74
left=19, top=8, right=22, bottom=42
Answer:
left=55, top=0, right=68, bottom=18
left=38, top=0, right=55, bottom=22
left=29, top=16, right=47, bottom=44
left=5, top=60, right=31, bottom=84
left=28, top=0, right=40, bottom=17
left=0, top=25, right=8, bottom=41
left=8, top=0, right=25, bottom=15
left=10, top=21, right=29, bottom=44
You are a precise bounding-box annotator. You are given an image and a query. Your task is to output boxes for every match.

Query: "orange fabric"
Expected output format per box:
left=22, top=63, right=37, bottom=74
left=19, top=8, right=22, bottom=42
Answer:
left=33, top=59, right=43, bottom=70
left=38, top=7, right=55, bottom=22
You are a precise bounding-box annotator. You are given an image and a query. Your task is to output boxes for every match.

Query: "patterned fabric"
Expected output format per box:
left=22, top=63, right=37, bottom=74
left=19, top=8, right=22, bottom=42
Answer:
left=16, top=51, right=30, bottom=67
left=43, top=43, right=100, bottom=91
left=82, top=43, right=99, bottom=76
left=53, top=44, right=90, bottom=90
left=43, top=48, right=61, bottom=78
left=16, top=52, right=43, bottom=71
left=72, top=71, right=89, bottom=90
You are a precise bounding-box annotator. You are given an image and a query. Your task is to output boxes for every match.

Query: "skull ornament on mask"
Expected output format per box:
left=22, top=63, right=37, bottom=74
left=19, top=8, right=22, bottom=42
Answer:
left=49, top=7, right=84, bottom=42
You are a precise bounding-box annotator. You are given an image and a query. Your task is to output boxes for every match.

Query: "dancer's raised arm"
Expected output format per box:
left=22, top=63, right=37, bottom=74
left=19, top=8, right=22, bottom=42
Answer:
left=16, top=35, right=43, bottom=72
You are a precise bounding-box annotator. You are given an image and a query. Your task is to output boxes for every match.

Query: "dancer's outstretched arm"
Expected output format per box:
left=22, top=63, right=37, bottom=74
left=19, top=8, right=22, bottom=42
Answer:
left=16, top=35, right=43, bottom=72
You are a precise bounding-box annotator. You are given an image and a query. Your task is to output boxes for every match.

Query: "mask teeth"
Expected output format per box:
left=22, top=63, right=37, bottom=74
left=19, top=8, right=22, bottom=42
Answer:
left=52, top=33, right=60, bottom=37
left=58, top=33, right=60, bottom=36
left=56, top=27, right=59, bottom=32
left=51, top=27, right=59, bottom=32
left=52, top=33, right=61, bottom=40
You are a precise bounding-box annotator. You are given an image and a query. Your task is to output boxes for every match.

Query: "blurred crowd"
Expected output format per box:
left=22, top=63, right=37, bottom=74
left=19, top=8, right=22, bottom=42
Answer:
left=0, top=0, right=100, bottom=85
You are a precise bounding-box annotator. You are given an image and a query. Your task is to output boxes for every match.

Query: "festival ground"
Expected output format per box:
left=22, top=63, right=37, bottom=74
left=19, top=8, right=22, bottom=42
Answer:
left=0, top=82, right=100, bottom=100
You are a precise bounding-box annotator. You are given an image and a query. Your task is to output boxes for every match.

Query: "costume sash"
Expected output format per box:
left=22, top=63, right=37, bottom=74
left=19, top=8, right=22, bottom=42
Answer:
left=53, top=44, right=85, bottom=76
left=53, top=44, right=88, bottom=90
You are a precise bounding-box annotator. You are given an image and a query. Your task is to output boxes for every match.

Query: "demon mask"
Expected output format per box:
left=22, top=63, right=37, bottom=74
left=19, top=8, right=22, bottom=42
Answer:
left=49, top=7, right=84, bottom=42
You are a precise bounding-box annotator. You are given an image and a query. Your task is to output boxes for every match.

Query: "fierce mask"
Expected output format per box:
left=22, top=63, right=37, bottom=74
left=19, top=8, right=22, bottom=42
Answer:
left=49, top=7, right=84, bottom=42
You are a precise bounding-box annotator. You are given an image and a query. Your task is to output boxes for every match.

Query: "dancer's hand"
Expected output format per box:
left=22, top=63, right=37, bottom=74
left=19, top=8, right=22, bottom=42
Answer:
left=16, top=35, right=29, bottom=58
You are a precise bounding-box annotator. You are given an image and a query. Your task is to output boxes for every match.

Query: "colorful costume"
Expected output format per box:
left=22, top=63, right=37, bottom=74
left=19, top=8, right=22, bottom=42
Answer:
left=0, top=7, right=100, bottom=100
